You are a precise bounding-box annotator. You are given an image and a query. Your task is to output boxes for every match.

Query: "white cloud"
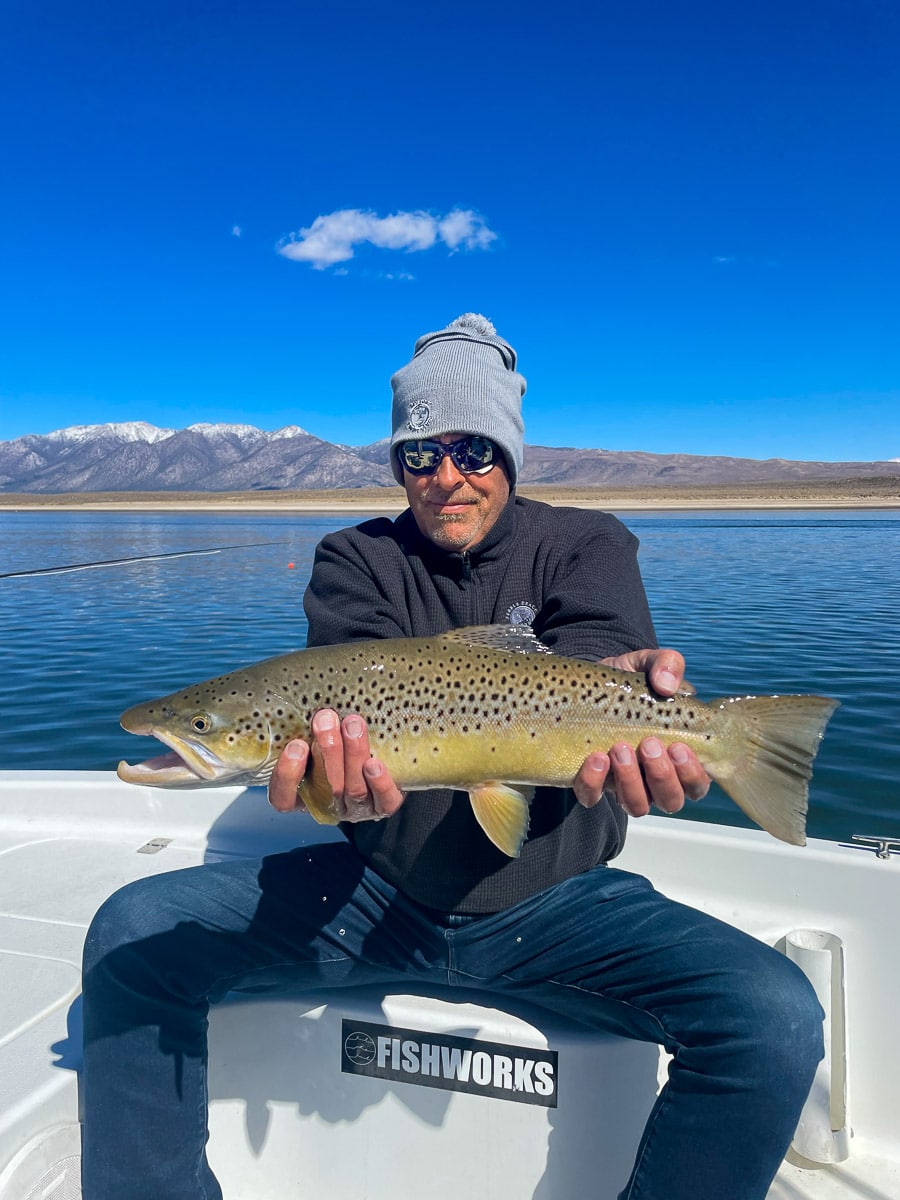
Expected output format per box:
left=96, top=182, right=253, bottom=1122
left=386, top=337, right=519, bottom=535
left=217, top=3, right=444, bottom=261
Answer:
left=231, top=225, right=242, bottom=238
left=438, top=209, right=497, bottom=251
left=277, top=208, right=497, bottom=270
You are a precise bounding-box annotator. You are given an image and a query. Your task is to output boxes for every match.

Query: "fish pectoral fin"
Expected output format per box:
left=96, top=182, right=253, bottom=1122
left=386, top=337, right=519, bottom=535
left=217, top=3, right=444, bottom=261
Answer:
left=468, top=782, right=532, bottom=858
left=297, top=751, right=340, bottom=826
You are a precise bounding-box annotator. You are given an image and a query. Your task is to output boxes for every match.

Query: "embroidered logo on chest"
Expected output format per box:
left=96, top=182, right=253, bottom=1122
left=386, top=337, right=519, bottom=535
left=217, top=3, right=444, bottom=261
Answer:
left=506, top=602, right=538, bottom=626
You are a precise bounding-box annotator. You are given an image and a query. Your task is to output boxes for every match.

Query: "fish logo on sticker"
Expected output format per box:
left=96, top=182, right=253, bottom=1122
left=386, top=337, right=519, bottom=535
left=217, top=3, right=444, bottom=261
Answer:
left=344, top=1030, right=378, bottom=1066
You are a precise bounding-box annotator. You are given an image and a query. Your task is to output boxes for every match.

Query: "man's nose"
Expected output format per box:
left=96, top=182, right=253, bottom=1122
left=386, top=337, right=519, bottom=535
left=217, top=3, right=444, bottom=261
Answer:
left=434, top=453, right=465, bottom=487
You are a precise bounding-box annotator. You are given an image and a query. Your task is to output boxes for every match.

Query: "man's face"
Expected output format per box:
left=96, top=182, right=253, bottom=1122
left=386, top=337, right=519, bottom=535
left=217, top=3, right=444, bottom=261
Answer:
left=402, top=432, right=511, bottom=553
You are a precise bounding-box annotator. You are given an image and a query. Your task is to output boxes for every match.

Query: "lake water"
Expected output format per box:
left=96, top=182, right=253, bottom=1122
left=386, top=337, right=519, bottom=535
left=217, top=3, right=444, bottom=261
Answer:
left=1, top=508, right=898, bottom=844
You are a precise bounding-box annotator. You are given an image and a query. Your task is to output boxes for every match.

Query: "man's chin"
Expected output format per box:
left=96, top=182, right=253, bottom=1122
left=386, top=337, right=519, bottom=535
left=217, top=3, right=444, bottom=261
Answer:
left=424, top=514, right=478, bottom=551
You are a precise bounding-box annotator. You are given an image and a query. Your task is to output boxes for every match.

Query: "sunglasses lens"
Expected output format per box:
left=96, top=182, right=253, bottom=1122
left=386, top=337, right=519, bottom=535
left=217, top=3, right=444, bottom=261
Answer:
left=399, top=437, right=497, bottom=476
left=455, top=436, right=494, bottom=472
left=400, top=440, right=443, bottom=474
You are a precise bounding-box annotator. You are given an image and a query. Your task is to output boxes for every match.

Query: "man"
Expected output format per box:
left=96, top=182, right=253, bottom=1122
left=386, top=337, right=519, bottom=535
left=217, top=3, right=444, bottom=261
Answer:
left=81, top=314, right=823, bottom=1199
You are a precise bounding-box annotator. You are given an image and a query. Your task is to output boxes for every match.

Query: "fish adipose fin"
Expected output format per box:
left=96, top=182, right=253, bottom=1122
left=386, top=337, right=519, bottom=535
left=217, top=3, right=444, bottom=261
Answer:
left=439, top=625, right=554, bottom=655
left=709, top=694, right=839, bottom=846
left=468, top=782, right=533, bottom=857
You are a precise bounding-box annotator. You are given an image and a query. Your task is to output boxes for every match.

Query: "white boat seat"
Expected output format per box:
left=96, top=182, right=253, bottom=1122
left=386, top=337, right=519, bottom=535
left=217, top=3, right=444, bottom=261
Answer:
left=206, top=984, right=661, bottom=1200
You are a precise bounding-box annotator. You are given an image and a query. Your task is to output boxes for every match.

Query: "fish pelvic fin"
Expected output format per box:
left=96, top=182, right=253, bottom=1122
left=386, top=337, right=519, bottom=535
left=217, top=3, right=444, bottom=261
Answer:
left=296, top=747, right=341, bottom=826
left=468, top=782, right=533, bottom=857
left=709, top=694, right=839, bottom=846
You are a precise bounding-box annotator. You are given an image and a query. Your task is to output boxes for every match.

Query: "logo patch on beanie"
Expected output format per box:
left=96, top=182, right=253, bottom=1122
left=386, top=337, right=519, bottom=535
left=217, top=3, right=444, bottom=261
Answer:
left=506, top=602, right=537, bottom=626
left=408, top=402, right=431, bottom=431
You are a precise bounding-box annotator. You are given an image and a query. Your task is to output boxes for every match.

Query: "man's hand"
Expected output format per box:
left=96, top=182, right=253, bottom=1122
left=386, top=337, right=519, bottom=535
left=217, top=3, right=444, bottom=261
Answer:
left=572, top=648, right=711, bottom=818
left=267, top=710, right=407, bottom=821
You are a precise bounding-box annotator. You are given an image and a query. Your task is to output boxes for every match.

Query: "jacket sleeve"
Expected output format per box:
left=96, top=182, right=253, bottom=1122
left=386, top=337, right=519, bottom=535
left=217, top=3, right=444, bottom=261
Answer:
left=535, top=512, right=658, bottom=661
left=303, top=520, right=410, bottom=647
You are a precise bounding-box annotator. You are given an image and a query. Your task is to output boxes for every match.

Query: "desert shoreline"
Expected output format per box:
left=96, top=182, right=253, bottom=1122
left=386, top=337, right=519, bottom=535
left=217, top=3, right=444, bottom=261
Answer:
left=1, top=481, right=899, bottom=513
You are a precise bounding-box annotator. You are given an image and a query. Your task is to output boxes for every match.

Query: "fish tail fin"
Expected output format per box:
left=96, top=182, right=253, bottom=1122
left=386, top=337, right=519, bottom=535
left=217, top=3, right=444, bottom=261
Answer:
left=710, top=695, right=839, bottom=845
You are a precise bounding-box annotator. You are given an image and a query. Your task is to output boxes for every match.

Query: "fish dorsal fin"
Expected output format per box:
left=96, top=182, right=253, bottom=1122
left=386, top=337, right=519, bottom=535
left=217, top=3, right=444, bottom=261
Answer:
left=438, top=624, right=553, bottom=655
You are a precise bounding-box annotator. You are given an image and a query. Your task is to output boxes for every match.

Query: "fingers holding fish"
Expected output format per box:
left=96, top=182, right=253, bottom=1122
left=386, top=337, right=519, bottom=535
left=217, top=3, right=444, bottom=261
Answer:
left=310, top=708, right=352, bottom=801
left=608, top=738, right=702, bottom=817
left=602, top=647, right=687, bottom=698
left=311, top=710, right=405, bottom=822
left=572, top=752, right=612, bottom=808
left=361, top=758, right=407, bottom=820
left=667, top=742, right=711, bottom=802
left=267, top=739, right=310, bottom=812
left=611, top=740, right=675, bottom=815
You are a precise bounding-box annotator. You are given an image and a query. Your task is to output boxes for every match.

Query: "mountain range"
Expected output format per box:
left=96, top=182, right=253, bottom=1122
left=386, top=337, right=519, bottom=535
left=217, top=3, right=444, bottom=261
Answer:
left=1, top=422, right=898, bottom=493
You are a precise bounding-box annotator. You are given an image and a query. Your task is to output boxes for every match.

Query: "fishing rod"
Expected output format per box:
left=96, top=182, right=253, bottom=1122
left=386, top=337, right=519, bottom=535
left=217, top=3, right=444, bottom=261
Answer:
left=0, top=541, right=289, bottom=579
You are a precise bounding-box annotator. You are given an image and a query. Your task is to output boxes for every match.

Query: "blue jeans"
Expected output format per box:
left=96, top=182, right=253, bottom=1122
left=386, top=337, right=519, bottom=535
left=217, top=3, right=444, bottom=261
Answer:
left=81, top=842, right=823, bottom=1199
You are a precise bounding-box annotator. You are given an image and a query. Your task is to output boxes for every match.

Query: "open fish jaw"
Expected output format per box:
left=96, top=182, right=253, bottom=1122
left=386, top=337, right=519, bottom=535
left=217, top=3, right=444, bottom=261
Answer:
left=117, top=749, right=204, bottom=786
left=117, top=728, right=229, bottom=785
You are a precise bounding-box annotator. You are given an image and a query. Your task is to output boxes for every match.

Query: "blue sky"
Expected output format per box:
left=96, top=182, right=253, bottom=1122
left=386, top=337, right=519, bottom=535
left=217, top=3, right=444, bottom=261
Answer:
left=1, top=0, right=898, bottom=461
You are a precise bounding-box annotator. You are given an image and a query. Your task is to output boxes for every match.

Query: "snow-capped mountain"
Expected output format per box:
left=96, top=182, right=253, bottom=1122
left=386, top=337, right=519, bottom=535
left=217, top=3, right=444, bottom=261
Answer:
left=0, top=422, right=898, bottom=493
left=0, top=423, right=394, bottom=492
left=43, top=422, right=175, bottom=444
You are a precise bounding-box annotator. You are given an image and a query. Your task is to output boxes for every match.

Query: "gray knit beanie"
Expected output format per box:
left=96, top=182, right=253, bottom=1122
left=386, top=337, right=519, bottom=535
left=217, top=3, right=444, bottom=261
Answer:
left=389, top=313, right=526, bottom=485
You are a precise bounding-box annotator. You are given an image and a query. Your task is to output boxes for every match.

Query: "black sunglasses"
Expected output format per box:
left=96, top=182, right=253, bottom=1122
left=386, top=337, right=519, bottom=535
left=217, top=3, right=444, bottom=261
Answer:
left=398, top=435, right=497, bottom=477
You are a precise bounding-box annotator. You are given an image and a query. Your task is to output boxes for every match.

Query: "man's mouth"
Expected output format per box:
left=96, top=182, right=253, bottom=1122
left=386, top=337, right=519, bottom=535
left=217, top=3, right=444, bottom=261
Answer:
left=426, top=493, right=476, bottom=510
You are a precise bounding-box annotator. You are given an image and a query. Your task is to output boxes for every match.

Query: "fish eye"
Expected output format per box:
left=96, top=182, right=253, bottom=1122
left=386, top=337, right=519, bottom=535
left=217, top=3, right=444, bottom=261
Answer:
left=190, top=714, right=212, bottom=734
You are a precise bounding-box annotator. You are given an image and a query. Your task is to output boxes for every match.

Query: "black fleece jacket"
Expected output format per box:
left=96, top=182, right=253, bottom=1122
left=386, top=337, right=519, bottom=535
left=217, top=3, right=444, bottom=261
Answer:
left=303, top=495, right=658, bottom=913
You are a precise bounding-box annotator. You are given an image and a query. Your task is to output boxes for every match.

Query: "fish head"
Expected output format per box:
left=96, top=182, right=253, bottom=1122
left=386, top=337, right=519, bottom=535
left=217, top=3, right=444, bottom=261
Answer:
left=116, top=682, right=287, bottom=788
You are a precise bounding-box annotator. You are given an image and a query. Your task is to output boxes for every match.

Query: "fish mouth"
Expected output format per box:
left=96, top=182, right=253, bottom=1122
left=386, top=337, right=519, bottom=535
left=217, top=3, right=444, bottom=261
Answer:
left=117, top=726, right=234, bottom=786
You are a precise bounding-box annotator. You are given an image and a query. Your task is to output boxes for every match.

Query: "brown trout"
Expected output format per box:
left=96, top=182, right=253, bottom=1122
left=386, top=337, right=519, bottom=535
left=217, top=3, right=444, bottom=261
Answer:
left=117, top=624, right=838, bottom=855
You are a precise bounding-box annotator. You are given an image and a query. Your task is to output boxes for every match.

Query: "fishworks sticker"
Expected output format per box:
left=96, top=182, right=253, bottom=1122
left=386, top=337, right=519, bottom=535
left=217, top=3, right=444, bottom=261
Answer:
left=341, top=1018, right=558, bottom=1107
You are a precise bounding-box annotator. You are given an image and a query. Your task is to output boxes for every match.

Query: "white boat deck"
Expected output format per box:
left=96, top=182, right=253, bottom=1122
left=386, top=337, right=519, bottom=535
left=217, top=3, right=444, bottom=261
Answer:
left=0, top=771, right=897, bottom=1199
